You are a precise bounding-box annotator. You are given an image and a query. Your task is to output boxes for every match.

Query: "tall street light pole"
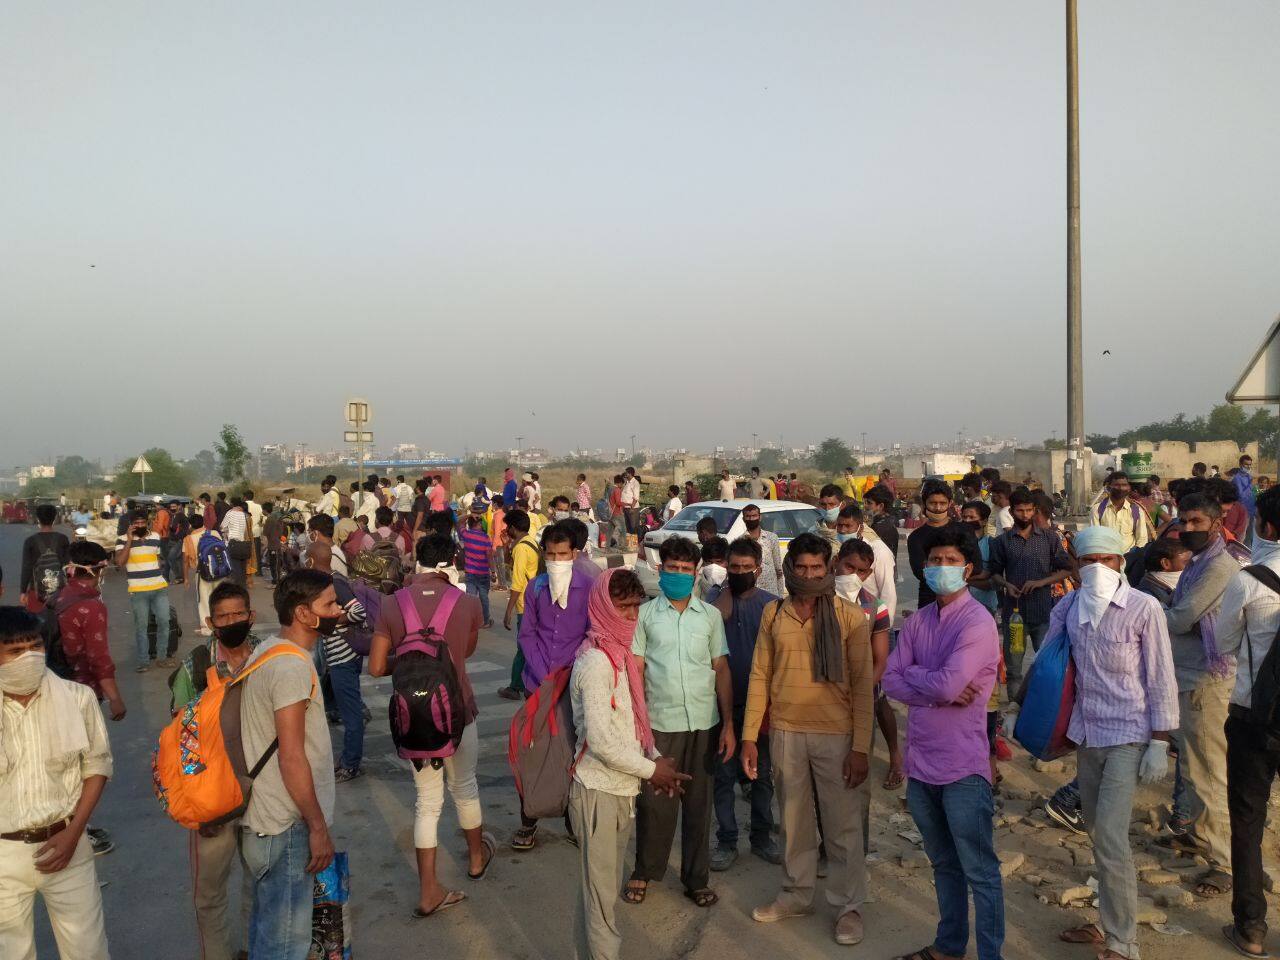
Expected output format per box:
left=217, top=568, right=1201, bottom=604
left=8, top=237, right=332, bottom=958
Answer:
left=1066, top=0, right=1087, bottom=513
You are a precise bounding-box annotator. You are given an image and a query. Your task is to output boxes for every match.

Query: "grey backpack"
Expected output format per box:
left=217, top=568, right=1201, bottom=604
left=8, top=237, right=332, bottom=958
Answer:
left=507, top=665, right=581, bottom=820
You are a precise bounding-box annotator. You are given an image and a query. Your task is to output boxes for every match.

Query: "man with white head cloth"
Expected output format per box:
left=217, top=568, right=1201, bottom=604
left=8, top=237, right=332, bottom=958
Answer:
left=1055, top=526, right=1178, bottom=960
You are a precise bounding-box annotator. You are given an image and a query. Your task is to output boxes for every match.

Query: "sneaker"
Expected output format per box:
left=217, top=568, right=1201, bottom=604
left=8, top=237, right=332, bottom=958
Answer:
left=88, top=828, right=114, bottom=856
left=497, top=686, right=522, bottom=701
left=710, top=845, right=739, bottom=872
left=1044, top=795, right=1086, bottom=834
left=751, top=900, right=813, bottom=924
left=157, top=657, right=178, bottom=669
left=134, top=661, right=152, bottom=673
left=751, top=837, right=782, bottom=865
left=334, top=767, right=361, bottom=784
left=994, top=736, right=1013, bottom=762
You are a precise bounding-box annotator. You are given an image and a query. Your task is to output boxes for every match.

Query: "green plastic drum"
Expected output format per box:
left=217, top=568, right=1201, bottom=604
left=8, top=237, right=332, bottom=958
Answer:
left=1121, top=452, right=1153, bottom=480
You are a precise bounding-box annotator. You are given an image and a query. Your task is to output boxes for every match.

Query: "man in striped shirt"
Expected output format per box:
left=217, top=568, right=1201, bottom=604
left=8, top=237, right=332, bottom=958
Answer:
left=304, top=544, right=367, bottom=783
left=461, top=501, right=494, bottom=628
left=115, top=508, right=172, bottom=672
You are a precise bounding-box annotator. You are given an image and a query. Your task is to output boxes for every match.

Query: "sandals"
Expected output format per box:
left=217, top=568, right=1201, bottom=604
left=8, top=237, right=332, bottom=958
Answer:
left=893, top=948, right=945, bottom=960
left=468, top=832, right=496, bottom=880
left=1060, top=923, right=1105, bottom=945
left=412, top=889, right=466, bottom=918
left=883, top=768, right=906, bottom=790
left=685, top=888, right=718, bottom=908
left=510, top=825, right=538, bottom=851
left=622, top=880, right=648, bottom=904
left=1223, top=923, right=1270, bottom=958
left=1196, top=868, right=1233, bottom=899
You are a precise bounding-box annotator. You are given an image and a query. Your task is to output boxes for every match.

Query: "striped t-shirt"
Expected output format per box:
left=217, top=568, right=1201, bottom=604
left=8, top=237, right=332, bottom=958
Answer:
left=116, top=533, right=167, bottom=592
left=460, top=525, right=490, bottom=576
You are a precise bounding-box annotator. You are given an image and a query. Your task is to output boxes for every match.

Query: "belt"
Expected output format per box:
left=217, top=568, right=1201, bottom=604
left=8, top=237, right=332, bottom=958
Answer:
left=0, top=819, right=70, bottom=844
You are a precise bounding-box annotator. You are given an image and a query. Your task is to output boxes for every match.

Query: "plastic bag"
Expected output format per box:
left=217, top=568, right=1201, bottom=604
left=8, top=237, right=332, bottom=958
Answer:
left=309, top=851, right=352, bottom=960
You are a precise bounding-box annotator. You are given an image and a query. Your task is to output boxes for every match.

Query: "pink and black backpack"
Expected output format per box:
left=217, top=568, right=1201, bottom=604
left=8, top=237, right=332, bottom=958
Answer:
left=389, top=587, right=465, bottom=768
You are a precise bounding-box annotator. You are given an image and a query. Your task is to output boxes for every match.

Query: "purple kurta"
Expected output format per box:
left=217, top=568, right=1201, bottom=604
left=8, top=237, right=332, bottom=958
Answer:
left=518, top=571, right=592, bottom=691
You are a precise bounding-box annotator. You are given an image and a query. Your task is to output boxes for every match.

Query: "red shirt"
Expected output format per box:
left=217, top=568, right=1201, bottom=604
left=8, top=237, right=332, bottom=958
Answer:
left=54, top=579, right=116, bottom=698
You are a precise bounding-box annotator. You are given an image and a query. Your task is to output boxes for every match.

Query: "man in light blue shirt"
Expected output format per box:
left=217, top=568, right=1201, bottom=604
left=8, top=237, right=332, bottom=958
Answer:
left=626, top=536, right=733, bottom=910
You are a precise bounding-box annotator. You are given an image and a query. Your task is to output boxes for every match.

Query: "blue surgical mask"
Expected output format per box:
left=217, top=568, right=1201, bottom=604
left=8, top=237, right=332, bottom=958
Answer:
left=658, top=570, right=695, bottom=601
left=823, top=507, right=840, bottom=522
left=837, top=531, right=858, bottom=543
left=924, top=565, right=967, bottom=597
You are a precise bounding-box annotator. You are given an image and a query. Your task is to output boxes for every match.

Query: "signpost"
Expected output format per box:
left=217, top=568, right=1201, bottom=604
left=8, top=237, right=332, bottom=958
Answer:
left=345, top=398, right=372, bottom=484
left=1226, top=314, right=1280, bottom=468
left=132, top=455, right=153, bottom=494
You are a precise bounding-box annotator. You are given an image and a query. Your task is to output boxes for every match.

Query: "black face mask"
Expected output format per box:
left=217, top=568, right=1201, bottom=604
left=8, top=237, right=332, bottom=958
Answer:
left=315, top=615, right=342, bottom=636
left=743, top=518, right=761, bottom=531
left=214, top=620, right=252, bottom=649
left=1013, top=517, right=1033, bottom=530
left=1181, top=530, right=1212, bottom=553
left=964, top=521, right=983, bottom=535
left=727, top=571, right=757, bottom=595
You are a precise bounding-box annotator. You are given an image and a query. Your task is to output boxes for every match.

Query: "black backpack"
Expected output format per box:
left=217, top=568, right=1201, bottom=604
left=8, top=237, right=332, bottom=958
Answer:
left=388, top=587, right=466, bottom=768
left=37, top=604, right=73, bottom=681
left=1239, top=565, right=1280, bottom=744
left=32, top=540, right=66, bottom=602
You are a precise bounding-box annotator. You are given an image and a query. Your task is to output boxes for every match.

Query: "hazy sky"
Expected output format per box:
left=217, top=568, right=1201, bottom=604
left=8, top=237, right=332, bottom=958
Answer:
left=4, top=1, right=1278, bottom=467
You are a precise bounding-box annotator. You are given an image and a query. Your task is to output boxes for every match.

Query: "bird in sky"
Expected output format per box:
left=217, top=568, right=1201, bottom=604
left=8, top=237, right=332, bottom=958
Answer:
left=1102, top=349, right=1111, bottom=356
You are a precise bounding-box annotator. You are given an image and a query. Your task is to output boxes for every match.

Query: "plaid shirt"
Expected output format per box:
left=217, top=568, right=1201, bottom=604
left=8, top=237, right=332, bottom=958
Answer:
left=986, top=526, right=1073, bottom=625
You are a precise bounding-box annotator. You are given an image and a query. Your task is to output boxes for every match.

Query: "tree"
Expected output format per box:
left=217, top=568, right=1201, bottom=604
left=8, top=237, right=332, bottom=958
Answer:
left=1043, top=438, right=1067, bottom=450
left=814, top=438, right=855, bottom=476
left=185, top=449, right=219, bottom=483
left=214, top=424, right=249, bottom=483
left=54, top=455, right=101, bottom=487
left=1085, top=434, right=1118, bottom=452
left=753, top=448, right=785, bottom=472
left=113, top=448, right=192, bottom=497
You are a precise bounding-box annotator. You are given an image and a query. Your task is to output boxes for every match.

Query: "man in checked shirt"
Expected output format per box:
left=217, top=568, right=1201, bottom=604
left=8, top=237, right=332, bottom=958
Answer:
left=1055, top=526, right=1178, bottom=960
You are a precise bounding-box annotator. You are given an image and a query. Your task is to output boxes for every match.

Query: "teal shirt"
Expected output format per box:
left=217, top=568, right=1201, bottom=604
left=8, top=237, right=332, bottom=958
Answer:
left=632, top=594, right=729, bottom=733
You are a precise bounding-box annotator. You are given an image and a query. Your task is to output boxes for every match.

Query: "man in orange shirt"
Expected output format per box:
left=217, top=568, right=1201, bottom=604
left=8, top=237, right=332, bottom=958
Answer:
left=490, top=495, right=509, bottom=590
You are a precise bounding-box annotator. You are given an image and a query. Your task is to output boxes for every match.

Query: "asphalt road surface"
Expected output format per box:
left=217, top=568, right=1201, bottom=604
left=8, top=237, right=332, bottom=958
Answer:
left=1, top=523, right=1248, bottom=960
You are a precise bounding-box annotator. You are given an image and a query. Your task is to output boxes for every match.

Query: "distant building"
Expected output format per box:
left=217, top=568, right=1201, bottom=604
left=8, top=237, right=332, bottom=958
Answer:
left=30, top=464, right=55, bottom=479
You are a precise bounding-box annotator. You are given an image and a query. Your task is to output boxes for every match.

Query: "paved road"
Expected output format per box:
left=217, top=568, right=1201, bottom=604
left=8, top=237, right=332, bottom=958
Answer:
left=2, top=523, right=1241, bottom=960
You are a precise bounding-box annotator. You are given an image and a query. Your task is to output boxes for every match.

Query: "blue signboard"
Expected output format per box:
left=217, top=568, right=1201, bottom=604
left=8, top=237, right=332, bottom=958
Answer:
left=342, top=458, right=462, bottom=468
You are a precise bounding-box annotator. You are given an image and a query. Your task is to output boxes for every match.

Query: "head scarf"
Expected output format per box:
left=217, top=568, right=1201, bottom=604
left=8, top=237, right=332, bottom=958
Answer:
left=1172, top=534, right=1232, bottom=679
left=578, top=568, right=654, bottom=754
left=1071, top=525, right=1125, bottom=559
left=782, top=553, right=844, bottom=684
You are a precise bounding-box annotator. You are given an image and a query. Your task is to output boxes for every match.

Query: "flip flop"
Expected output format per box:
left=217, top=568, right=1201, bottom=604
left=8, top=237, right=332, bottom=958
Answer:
left=1060, top=923, right=1105, bottom=944
left=883, top=769, right=906, bottom=790
left=1195, top=868, right=1233, bottom=899
left=622, top=880, right=647, bottom=904
left=1223, top=923, right=1270, bottom=958
left=468, top=832, right=496, bottom=880
left=412, top=890, right=466, bottom=918
left=684, top=888, right=718, bottom=908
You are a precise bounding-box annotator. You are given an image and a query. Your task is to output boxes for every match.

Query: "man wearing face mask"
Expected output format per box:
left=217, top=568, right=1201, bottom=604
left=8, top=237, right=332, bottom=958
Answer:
left=979, top=489, right=1073, bottom=693
left=908, top=480, right=980, bottom=608
left=52, top=541, right=126, bottom=724
left=307, top=514, right=347, bottom=578
left=1095, top=471, right=1152, bottom=552
left=741, top=533, right=873, bottom=945
left=0, top=606, right=114, bottom=960
left=511, top=524, right=593, bottom=852
left=697, top=537, right=729, bottom=600
left=834, top=503, right=896, bottom=625
left=238, top=570, right=338, bottom=960
left=168, top=582, right=262, bottom=960
left=882, top=529, right=1003, bottom=960
left=1217, top=485, right=1280, bottom=958
left=626, top=536, right=733, bottom=909
left=706, top=537, right=780, bottom=872
left=1162, top=492, right=1240, bottom=900
left=815, top=484, right=847, bottom=541
left=740, top=503, right=783, bottom=597
left=1051, top=527, right=1178, bottom=960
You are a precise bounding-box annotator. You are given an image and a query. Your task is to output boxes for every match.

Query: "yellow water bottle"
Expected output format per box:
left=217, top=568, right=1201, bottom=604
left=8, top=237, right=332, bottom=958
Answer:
left=1009, top=604, right=1025, bottom=656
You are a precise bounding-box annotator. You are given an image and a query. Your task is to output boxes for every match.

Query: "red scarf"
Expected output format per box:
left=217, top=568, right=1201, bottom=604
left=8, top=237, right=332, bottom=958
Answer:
left=577, top=569, right=654, bottom=754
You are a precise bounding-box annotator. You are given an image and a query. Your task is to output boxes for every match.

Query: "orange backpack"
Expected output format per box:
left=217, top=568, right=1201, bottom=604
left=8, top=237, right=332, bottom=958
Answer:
left=152, top=644, right=314, bottom=830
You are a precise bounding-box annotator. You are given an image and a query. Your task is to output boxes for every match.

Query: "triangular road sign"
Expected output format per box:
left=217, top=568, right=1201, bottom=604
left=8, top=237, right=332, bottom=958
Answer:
left=132, top=456, right=153, bottom=474
left=1228, top=314, right=1280, bottom=404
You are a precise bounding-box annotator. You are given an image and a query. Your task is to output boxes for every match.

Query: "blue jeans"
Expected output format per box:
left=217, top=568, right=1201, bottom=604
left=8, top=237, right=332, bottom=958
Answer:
left=128, top=588, right=170, bottom=664
left=908, top=775, right=1005, bottom=960
left=465, top=572, right=491, bottom=623
left=714, top=714, right=774, bottom=847
left=241, top=821, right=314, bottom=960
left=327, top=658, right=365, bottom=770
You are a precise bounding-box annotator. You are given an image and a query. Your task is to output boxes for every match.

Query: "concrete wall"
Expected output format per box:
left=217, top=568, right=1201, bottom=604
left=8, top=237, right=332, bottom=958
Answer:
left=1013, top=448, right=1095, bottom=494
left=1131, top=440, right=1259, bottom=480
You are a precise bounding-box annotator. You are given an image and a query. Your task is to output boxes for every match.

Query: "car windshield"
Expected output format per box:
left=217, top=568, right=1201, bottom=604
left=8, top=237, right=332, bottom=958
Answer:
left=662, top=504, right=738, bottom=534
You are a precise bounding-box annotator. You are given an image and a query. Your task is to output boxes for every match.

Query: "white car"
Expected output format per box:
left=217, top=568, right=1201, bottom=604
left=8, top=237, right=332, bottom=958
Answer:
left=634, top=499, right=822, bottom=595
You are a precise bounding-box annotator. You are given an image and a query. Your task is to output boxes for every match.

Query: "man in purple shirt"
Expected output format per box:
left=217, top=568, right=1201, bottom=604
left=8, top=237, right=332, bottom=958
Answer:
left=882, top=527, right=1003, bottom=960
left=512, top=524, right=592, bottom=851
left=1054, top=526, right=1177, bottom=960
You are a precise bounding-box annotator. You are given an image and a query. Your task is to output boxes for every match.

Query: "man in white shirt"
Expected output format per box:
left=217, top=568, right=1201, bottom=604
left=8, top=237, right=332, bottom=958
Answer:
left=717, top=471, right=736, bottom=501
left=392, top=475, right=415, bottom=523
left=663, top=486, right=683, bottom=522
left=219, top=498, right=251, bottom=587
left=991, top=481, right=1014, bottom=535
left=316, top=476, right=340, bottom=518
left=1218, top=486, right=1280, bottom=958
left=0, top=607, right=114, bottom=960
left=621, top=468, right=642, bottom=537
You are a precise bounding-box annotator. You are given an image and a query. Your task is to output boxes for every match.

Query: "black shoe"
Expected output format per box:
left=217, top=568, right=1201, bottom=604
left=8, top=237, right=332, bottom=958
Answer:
left=334, top=767, right=362, bottom=784
left=88, top=828, right=114, bottom=856
left=1044, top=795, right=1086, bottom=834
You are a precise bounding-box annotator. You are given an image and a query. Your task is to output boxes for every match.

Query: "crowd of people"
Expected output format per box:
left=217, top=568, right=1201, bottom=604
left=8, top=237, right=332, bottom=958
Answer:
left=3, top=452, right=1280, bottom=960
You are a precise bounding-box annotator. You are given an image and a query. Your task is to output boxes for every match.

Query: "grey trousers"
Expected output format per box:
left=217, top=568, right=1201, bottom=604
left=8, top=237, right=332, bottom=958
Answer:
left=1077, top=743, right=1145, bottom=959
left=568, top=782, right=633, bottom=960
left=1169, top=675, right=1232, bottom=867
left=189, top=819, right=252, bottom=960
left=771, top=728, right=868, bottom=915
